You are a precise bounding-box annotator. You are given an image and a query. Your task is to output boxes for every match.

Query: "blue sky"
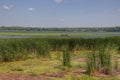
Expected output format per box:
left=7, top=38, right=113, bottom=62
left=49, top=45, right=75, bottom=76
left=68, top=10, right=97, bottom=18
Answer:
left=0, top=0, right=120, bottom=27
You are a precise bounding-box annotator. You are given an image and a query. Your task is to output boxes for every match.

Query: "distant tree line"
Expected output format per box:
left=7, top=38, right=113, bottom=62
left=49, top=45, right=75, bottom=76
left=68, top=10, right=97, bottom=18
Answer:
left=0, top=26, right=120, bottom=32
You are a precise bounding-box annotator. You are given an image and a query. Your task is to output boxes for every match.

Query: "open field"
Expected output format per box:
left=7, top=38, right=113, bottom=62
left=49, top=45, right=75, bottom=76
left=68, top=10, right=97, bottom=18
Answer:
left=0, top=32, right=120, bottom=38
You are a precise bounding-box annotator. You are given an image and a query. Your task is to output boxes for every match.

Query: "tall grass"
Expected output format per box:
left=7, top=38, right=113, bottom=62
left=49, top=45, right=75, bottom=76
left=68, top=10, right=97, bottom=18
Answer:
left=0, top=37, right=120, bottom=62
left=62, top=47, right=71, bottom=67
left=48, top=37, right=120, bottom=51
left=86, top=44, right=118, bottom=75
left=86, top=51, right=99, bottom=75
left=99, top=44, right=113, bottom=74
left=0, top=39, right=50, bottom=61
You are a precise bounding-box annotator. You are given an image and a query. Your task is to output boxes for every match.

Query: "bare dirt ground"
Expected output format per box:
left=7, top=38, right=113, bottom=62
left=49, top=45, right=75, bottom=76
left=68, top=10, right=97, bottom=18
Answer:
left=41, top=72, right=66, bottom=78
left=0, top=73, right=51, bottom=80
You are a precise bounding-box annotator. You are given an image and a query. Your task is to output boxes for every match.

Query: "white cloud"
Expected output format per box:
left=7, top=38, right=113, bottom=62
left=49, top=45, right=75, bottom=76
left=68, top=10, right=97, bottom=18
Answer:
left=28, top=8, right=35, bottom=11
left=3, top=5, right=13, bottom=10
left=54, top=0, right=63, bottom=3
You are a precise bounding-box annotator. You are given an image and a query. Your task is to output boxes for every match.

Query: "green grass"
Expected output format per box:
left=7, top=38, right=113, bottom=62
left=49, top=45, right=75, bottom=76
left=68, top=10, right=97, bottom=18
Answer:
left=0, top=59, right=60, bottom=74
left=0, top=32, right=120, bottom=38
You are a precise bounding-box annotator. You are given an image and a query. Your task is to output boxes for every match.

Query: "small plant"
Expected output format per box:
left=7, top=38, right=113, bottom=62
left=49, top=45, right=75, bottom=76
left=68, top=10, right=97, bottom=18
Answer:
left=11, top=67, right=24, bottom=71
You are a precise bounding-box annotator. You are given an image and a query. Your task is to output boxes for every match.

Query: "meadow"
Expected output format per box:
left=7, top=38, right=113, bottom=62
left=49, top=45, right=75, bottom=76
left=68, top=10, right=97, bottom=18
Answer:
left=0, top=36, right=120, bottom=80
left=0, top=32, right=120, bottom=38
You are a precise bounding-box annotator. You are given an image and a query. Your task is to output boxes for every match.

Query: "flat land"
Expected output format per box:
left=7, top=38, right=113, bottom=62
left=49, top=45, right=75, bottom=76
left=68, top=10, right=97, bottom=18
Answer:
left=0, top=32, right=120, bottom=38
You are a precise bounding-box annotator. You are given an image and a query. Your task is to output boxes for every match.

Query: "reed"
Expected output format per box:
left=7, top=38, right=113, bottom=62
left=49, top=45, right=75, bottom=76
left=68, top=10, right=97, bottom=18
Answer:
left=0, top=37, right=120, bottom=62
left=86, top=44, right=118, bottom=75
left=0, top=38, right=50, bottom=61
left=62, top=47, right=71, bottom=67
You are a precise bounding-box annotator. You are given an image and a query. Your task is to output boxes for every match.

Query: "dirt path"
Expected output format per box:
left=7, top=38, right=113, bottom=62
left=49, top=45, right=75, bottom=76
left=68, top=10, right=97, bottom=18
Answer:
left=0, top=73, right=51, bottom=80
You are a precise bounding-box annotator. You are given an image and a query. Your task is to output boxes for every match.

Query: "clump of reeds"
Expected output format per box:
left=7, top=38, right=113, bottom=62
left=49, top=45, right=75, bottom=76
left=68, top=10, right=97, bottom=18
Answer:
left=86, top=44, right=118, bottom=75
left=62, top=46, right=71, bottom=67
left=86, top=51, right=99, bottom=75
left=0, top=39, right=50, bottom=62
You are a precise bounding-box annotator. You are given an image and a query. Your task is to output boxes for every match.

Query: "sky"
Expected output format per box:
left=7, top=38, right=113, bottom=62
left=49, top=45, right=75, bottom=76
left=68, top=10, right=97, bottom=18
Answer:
left=0, top=0, right=120, bottom=27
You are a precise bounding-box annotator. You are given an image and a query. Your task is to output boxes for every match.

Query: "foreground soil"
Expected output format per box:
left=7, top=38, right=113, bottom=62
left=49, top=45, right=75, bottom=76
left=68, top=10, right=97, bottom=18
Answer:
left=0, top=73, right=51, bottom=80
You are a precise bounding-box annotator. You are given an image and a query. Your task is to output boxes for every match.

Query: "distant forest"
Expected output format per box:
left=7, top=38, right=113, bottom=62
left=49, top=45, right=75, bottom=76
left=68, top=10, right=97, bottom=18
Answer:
left=0, top=26, right=120, bottom=32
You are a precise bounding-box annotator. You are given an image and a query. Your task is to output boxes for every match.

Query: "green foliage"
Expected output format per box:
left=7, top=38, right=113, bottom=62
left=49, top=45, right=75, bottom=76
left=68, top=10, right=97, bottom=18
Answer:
left=86, top=44, right=118, bottom=75
left=0, top=37, right=120, bottom=62
left=86, top=51, right=99, bottom=75
left=99, top=45, right=112, bottom=74
left=0, top=38, right=50, bottom=62
left=35, top=40, right=50, bottom=58
left=62, top=48, right=71, bottom=67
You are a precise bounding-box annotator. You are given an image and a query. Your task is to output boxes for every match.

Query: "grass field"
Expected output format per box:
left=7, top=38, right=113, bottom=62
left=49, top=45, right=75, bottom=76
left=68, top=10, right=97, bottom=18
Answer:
left=0, top=32, right=120, bottom=38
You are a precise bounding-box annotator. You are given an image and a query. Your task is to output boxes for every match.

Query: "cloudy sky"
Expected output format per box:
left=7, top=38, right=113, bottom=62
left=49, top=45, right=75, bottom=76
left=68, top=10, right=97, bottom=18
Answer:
left=0, top=0, right=120, bottom=27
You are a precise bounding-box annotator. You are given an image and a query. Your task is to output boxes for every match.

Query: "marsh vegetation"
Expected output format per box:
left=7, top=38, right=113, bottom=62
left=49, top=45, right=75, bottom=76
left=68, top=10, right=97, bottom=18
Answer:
left=0, top=37, right=120, bottom=80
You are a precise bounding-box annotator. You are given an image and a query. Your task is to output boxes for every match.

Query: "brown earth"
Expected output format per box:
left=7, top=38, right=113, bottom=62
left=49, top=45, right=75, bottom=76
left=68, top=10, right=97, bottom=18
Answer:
left=0, top=73, right=51, bottom=80
left=41, top=72, right=66, bottom=78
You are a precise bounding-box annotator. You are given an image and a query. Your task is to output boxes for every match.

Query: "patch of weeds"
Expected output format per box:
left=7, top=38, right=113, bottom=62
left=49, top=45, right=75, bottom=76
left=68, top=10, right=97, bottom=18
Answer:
left=28, top=71, right=38, bottom=76
left=11, top=67, right=24, bottom=71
